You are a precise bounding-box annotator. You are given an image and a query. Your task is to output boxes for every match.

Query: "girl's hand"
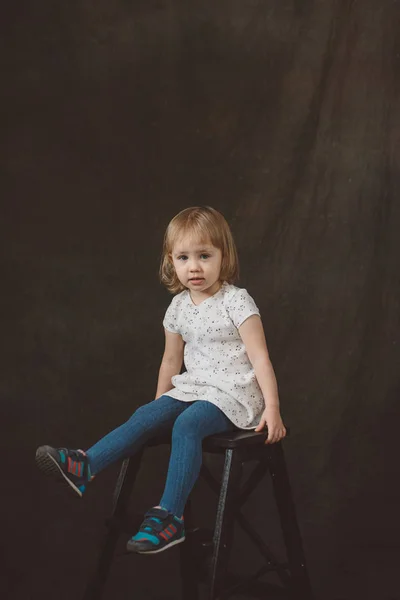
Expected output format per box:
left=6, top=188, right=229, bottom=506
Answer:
left=255, top=406, right=286, bottom=444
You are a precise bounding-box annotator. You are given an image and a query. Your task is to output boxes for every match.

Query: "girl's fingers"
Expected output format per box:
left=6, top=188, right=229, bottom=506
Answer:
left=262, top=419, right=286, bottom=443
left=266, top=427, right=286, bottom=444
left=266, top=430, right=275, bottom=444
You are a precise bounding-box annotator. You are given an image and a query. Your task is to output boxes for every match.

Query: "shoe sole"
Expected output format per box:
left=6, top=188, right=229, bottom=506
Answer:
left=35, top=446, right=83, bottom=498
left=127, top=535, right=186, bottom=555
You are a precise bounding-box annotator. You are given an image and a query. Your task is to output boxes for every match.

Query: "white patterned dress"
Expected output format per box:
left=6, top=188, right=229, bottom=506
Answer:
left=162, top=282, right=265, bottom=429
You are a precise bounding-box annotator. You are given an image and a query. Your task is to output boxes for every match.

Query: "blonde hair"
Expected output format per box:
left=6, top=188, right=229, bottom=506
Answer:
left=160, top=206, right=239, bottom=293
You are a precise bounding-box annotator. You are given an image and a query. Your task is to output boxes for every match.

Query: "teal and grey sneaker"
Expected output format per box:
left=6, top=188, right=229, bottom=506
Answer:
left=35, top=445, right=91, bottom=498
left=126, top=507, right=185, bottom=554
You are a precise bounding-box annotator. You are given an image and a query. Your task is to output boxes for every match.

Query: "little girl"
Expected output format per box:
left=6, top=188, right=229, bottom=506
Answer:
left=36, top=206, right=286, bottom=554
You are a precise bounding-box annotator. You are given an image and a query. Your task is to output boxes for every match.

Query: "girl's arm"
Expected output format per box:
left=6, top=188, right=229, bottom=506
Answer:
left=155, top=329, right=185, bottom=399
left=238, top=314, right=286, bottom=444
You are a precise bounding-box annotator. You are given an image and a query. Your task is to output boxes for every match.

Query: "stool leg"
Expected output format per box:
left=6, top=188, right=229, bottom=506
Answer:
left=267, top=443, right=314, bottom=600
left=82, top=451, right=143, bottom=600
left=208, top=449, right=242, bottom=600
left=179, top=496, right=200, bottom=600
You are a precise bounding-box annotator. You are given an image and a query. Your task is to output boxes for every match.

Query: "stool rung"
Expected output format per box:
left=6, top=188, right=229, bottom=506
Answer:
left=201, top=460, right=270, bottom=510
left=222, top=567, right=288, bottom=599
left=236, top=512, right=291, bottom=585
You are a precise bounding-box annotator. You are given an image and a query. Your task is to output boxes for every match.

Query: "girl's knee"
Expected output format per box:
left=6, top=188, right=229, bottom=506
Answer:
left=171, top=414, right=200, bottom=441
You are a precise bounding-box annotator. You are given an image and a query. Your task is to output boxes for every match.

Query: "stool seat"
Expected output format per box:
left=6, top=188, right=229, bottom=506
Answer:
left=83, top=427, right=312, bottom=600
left=148, top=427, right=291, bottom=450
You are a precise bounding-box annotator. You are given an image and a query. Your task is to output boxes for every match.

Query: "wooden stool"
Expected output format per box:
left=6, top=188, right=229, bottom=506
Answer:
left=83, top=430, right=313, bottom=599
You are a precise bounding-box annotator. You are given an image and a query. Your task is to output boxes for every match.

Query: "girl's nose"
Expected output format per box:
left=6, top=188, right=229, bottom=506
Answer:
left=189, top=261, right=200, bottom=271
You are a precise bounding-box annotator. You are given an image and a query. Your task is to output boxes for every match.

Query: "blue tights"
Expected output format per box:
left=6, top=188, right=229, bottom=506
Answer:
left=86, top=395, right=236, bottom=517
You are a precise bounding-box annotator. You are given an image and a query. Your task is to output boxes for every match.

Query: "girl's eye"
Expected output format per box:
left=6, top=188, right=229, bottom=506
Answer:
left=177, top=255, right=188, bottom=261
left=200, top=254, right=210, bottom=259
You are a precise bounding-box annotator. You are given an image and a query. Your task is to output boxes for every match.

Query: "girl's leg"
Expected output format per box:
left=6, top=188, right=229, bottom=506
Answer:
left=86, top=395, right=189, bottom=475
left=159, top=401, right=236, bottom=517
left=36, top=395, right=190, bottom=499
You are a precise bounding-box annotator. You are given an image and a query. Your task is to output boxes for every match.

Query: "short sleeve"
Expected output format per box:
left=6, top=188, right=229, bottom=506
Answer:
left=163, top=297, right=179, bottom=333
left=227, top=288, right=260, bottom=329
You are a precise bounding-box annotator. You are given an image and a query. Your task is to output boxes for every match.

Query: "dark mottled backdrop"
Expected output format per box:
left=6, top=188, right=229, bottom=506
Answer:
left=2, top=1, right=400, bottom=599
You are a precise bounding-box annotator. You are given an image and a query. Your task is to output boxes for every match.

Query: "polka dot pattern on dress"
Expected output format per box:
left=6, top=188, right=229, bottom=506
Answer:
left=162, top=282, right=265, bottom=429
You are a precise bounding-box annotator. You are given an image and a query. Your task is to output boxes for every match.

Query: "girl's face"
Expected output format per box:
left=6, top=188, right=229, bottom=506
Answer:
left=171, top=235, right=223, bottom=298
